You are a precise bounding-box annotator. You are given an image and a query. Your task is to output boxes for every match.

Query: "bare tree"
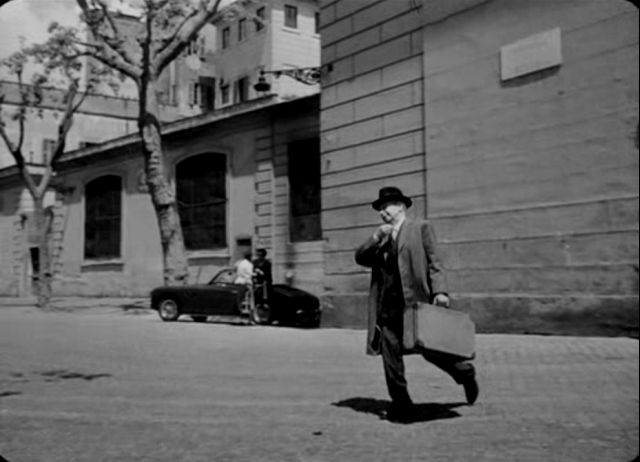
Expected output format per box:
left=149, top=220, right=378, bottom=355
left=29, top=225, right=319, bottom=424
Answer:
left=0, top=37, right=111, bottom=307
left=45, top=0, right=259, bottom=286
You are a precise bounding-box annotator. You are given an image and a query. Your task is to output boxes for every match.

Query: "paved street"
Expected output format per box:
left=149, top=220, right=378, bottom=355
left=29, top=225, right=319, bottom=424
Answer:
left=0, top=302, right=638, bottom=462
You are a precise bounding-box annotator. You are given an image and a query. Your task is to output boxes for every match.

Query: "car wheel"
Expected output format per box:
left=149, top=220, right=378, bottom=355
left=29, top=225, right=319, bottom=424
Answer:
left=251, top=302, right=272, bottom=325
left=191, top=316, right=207, bottom=323
left=158, top=299, right=180, bottom=322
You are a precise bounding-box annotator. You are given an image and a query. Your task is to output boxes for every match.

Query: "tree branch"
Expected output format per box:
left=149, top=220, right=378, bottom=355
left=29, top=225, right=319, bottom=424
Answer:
left=0, top=123, right=39, bottom=196
left=15, top=71, right=28, bottom=152
left=37, top=82, right=81, bottom=196
left=67, top=46, right=139, bottom=83
left=0, top=122, right=17, bottom=156
left=76, top=0, right=141, bottom=80
left=153, top=0, right=222, bottom=76
left=152, top=6, right=198, bottom=58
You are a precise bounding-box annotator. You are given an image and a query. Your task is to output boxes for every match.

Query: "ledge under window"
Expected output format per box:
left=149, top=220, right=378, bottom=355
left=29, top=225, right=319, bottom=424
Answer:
left=81, top=259, right=124, bottom=273
left=187, top=249, right=231, bottom=266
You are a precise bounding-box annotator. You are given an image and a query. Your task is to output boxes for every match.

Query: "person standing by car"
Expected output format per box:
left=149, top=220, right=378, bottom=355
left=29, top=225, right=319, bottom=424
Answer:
left=354, top=186, right=479, bottom=422
left=253, top=248, right=273, bottom=303
left=234, top=251, right=255, bottom=316
left=234, top=251, right=254, bottom=285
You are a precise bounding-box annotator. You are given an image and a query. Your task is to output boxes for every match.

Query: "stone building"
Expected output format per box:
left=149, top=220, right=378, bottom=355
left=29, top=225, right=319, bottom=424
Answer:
left=0, top=94, right=321, bottom=298
left=317, top=0, right=638, bottom=334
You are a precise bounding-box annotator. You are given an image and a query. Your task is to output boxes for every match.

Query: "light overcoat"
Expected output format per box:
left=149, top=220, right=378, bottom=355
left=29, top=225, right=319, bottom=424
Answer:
left=354, top=218, right=448, bottom=356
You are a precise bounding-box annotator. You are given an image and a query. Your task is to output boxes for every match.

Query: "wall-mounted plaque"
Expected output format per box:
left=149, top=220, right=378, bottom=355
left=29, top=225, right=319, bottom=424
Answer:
left=500, top=28, right=562, bottom=81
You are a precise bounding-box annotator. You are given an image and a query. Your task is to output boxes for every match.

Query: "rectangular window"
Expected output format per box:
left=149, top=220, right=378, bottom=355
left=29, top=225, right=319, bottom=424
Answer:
left=42, top=138, right=56, bottom=164
left=287, top=138, right=321, bottom=242
left=170, top=84, right=178, bottom=105
left=314, top=12, right=320, bottom=33
left=185, top=35, right=202, bottom=56
left=233, top=77, right=249, bottom=103
left=199, top=77, right=215, bottom=111
left=177, top=154, right=227, bottom=250
left=238, top=18, right=246, bottom=41
left=198, top=35, right=206, bottom=59
left=284, top=5, right=297, bottom=29
left=85, top=175, right=121, bottom=259
left=189, top=82, right=201, bottom=106
left=222, top=27, right=230, bottom=49
left=255, top=6, right=265, bottom=31
left=221, top=84, right=230, bottom=104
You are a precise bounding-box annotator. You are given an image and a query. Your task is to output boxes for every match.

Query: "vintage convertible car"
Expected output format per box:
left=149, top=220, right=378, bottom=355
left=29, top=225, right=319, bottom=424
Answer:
left=150, top=267, right=321, bottom=327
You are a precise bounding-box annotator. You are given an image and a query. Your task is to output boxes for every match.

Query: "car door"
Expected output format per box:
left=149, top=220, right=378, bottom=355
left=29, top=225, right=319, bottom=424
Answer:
left=203, top=284, right=240, bottom=315
left=201, top=268, right=243, bottom=315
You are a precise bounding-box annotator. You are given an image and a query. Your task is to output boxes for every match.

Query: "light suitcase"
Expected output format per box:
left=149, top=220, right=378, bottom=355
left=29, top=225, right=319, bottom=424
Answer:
left=403, top=302, right=475, bottom=359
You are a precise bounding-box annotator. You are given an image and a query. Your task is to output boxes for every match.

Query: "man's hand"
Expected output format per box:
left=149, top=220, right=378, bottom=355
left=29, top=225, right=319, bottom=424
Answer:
left=373, top=224, right=393, bottom=242
left=433, top=293, right=450, bottom=308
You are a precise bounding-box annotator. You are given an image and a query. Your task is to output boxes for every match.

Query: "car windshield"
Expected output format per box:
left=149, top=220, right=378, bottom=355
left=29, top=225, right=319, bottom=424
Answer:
left=210, top=268, right=236, bottom=285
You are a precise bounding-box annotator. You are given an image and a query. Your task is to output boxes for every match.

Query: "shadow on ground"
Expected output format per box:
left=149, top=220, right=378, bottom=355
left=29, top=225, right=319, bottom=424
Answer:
left=332, top=397, right=466, bottom=424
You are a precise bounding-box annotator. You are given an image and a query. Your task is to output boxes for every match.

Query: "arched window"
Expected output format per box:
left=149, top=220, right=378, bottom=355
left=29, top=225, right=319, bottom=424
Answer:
left=176, top=153, right=227, bottom=250
left=84, top=175, right=122, bottom=259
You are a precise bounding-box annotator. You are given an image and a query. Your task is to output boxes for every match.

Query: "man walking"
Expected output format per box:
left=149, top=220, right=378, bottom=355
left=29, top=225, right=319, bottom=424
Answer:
left=355, top=186, right=479, bottom=422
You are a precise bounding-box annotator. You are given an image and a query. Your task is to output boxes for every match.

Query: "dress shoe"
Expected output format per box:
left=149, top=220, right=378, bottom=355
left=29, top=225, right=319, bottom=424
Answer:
left=462, top=376, right=479, bottom=405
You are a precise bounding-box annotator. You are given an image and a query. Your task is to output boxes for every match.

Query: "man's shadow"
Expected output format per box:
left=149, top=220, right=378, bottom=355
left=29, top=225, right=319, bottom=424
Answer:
left=332, top=397, right=466, bottom=424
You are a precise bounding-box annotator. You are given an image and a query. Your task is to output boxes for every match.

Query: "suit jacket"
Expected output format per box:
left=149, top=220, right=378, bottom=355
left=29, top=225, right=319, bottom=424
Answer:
left=354, top=218, right=448, bottom=356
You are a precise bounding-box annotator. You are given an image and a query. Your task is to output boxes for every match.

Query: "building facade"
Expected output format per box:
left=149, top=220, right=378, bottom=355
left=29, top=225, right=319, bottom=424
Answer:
left=0, top=95, right=322, bottom=299
left=211, top=0, right=320, bottom=107
left=318, top=0, right=639, bottom=334
left=0, top=0, right=321, bottom=170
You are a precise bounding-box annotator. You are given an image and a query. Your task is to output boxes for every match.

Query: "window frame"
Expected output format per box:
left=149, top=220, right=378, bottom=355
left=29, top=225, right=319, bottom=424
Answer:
left=287, top=138, right=322, bottom=243
left=41, top=138, right=56, bottom=164
left=83, top=175, right=122, bottom=260
left=220, top=84, right=230, bottom=104
left=284, top=4, right=298, bottom=29
left=233, top=77, right=249, bottom=104
left=255, top=6, right=265, bottom=32
left=238, top=17, right=247, bottom=41
left=222, top=26, right=230, bottom=49
left=176, top=153, right=228, bottom=251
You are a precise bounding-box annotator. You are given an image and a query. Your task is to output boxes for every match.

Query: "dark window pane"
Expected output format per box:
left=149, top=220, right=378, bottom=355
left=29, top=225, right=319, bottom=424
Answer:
left=84, top=175, right=121, bottom=259
left=284, top=5, right=297, bottom=28
left=288, top=138, right=321, bottom=242
left=255, top=6, right=265, bottom=31
left=176, top=153, right=227, bottom=250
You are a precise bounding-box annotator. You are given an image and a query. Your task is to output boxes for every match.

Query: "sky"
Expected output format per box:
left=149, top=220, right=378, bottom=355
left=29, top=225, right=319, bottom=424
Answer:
left=0, top=0, right=237, bottom=64
left=0, top=0, right=79, bottom=61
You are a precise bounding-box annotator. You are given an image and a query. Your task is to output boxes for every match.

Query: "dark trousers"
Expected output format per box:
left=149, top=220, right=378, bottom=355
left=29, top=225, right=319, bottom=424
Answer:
left=381, top=321, right=475, bottom=406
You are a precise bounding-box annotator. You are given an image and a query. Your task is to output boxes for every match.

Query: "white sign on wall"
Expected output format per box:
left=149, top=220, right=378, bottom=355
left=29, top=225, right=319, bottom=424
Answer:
left=500, top=28, right=562, bottom=81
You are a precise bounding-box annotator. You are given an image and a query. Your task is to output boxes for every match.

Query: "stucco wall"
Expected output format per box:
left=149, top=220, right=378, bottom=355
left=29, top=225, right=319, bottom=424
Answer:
left=318, top=0, right=639, bottom=335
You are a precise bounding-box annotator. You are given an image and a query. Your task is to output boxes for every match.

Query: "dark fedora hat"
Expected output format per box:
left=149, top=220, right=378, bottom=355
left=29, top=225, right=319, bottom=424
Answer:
left=372, top=186, right=413, bottom=210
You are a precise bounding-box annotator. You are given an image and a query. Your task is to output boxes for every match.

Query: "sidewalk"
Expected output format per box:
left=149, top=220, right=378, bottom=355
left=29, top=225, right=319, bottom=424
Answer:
left=0, top=296, right=148, bottom=310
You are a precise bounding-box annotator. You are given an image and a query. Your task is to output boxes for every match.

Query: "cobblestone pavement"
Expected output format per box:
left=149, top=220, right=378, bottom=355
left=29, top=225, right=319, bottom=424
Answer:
left=0, top=303, right=638, bottom=462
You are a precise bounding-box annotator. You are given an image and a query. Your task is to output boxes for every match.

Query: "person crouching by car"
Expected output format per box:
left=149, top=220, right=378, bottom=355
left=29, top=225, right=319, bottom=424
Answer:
left=354, top=186, right=479, bottom=423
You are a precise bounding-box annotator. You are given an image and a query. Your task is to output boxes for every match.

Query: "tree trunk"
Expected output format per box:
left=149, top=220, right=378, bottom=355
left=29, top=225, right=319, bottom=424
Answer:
left=33, top=195, right=53, bottom=308
left=139, top=79, right=189, bottom=285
